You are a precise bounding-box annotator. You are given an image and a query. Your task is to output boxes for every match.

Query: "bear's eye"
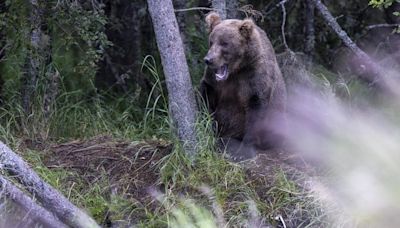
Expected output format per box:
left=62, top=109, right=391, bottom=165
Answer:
left=220, top=41, right=228, bottom=47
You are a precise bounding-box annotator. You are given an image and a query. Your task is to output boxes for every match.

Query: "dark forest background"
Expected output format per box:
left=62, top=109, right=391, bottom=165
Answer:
left=1, top=0, right=399, bottom=133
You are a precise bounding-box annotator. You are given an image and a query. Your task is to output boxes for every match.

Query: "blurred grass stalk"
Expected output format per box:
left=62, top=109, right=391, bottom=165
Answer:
left=285, top=79, right=400, bottom=226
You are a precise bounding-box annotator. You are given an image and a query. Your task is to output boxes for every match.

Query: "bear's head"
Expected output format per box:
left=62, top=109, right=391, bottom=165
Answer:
left=204, top=12, right=255, bottom=81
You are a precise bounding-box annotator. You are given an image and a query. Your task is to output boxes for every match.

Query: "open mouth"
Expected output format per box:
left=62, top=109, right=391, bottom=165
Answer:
left=215, top=65, right=228, bottom=81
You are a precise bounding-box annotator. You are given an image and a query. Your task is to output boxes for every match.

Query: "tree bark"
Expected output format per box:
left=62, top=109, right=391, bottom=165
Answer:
left=212, top=0, right=226, bottom=20
left=147, top=0, right=198, bottom=157
left=43, top=67, right=59, bottom=121
left=22, top=0, right=42, bottom=115
left=174, top=0, right=189, bottom=50
left=131, top=2, right=144, bottom=91
left=104, top=52, right=129, bottom=93
left=304, top=0, right=315, bottom=65
left=226, top=0, right=239, bottom=19
left=42, top=1, right=59, bottom=121
left=0, top=1, right=5, bottom=104
left=0, top=175, right=67, bottom=228
left=0, top=141, right=100, bottom=228
left=312, top=0, right=387, bottom=89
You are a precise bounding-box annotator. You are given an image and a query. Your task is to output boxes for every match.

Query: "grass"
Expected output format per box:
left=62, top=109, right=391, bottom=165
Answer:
left=0, top=57, right=331, bottom=228
left=0, top=95, right=327, bottom=227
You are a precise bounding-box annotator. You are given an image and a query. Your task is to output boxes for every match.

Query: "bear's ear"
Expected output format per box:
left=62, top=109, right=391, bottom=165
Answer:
left=239, top=19, right=254, bottom=39
left=205, top=12, right=221, bottom=33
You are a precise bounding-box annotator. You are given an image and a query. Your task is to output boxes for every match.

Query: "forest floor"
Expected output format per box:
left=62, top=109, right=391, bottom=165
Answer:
left=17, top=135, right=330, bottom=227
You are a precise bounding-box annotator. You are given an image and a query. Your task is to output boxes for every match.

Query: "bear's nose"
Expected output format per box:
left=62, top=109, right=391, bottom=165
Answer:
left=204, top=56, right=213, bottom=65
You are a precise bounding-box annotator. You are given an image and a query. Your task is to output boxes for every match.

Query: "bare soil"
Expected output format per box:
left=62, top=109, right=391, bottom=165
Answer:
left=44, top=135, right=172, bottom=205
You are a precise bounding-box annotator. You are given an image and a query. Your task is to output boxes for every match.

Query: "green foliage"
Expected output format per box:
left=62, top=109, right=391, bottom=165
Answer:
left=166, top=200, right=218, bottom=228
left=0, top=0, right=28, bottom=94
left=141, top=55, right=170, bottom=137
left=51, top=1, right=111, bottom=86
left=0, top=0, right=125, bottom=141
left=369, top=0, right=400, bottom=34
left=0, top=0, right=111, bottom=117
left=369, top=0, right=399, bottom=8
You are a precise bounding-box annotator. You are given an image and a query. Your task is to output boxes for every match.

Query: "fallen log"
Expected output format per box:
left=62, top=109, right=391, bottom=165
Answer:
left=0, top=175, right=67, bottom=228
left=0, top=141, right=100, bottom=228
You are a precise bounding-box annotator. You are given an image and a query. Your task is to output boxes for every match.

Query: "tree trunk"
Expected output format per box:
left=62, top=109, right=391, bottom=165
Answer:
left=212, top=0, right=226, bottom=20
left=0, top=0, right=6, bottom=104
left=43, top=67, right=59, bottom=121
left=174, top=0, right=189, bottom=51
left=22, top=0, right=42, bottom=115
left=131, top=2, right=144, bottom=91
left=304, top=0, right=315, bottom=66
left=0, top=175, right=67, bottom=228
left=21, top=0, right=58, bottom=125
left=147, top=0, right=198, bottom=157
left=42, top=2, right=58, bottom=121
left=312, top=0, right=388, bottom=90
left=104, top=52, right=129, bottom=93
left=226, top=0, right=239, bottom=19
left=0, top=141, right=100, bottom=228
left=174, top=0, right=198, bottom=75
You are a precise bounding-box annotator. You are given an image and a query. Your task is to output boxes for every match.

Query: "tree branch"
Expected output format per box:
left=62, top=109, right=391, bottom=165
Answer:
left=312, top=0, right=387, bottom=88
left=366, top=23, right=400, bottom=30
left=174, top=7, right=214, bottom=13
left=304, top=0, right=315, bottom=64
left=280, top=0, right=289, bottom=50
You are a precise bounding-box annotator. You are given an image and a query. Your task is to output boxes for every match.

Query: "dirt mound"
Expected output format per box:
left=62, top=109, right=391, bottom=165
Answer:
left=44, top=135, right=172, bottom=202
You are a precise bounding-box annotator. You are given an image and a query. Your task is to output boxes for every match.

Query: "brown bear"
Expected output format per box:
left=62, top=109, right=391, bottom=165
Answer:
left=200, top=12, right=287, bottom=160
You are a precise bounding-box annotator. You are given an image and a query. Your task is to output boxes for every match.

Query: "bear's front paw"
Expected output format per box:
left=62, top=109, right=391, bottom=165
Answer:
left=219, top=137, right=257, bottom=162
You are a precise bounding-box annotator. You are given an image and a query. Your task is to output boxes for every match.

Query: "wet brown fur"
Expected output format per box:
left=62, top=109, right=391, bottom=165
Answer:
left=201, top=13, right=287, bottom=154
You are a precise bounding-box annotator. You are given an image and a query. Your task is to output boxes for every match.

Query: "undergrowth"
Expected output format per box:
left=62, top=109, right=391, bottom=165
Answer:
left=0, top=56, right=329, bottom=227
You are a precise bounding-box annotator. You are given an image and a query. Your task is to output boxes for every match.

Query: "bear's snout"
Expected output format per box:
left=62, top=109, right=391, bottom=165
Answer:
left=204, top=55, right=214, bottom=66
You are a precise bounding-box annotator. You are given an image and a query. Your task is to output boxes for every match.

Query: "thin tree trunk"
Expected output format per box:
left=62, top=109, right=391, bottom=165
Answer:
left=0, top=141, right=100, bottom=228
left=22, top=0, right=43, bottom=115
left=174, top=0, right=189, bottom=50
left=0, top=73, right=3, bottom=105
left=226, top=0, right=239, bottom=19
left=174, top=0, right=198, bottom=75
left=304, top=0, right=315, bottom=66
left=0, top=1, right=5, bottom=104
left=104, top=52, right=129, bottom=93
left=42, top=2, right=58, bottom=121
left=43, top=67, right=59, bottom=121
left=147, top=0, right=198, bottom=157
left=23, top=1, right=57, bottom=119
left=0, top=175, right=67, bottom=228
left=131, top=2, right=143, bottom=92
left=212, top=0, right=226, bottom=20
left=312, top=0, right=387, bottom=89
